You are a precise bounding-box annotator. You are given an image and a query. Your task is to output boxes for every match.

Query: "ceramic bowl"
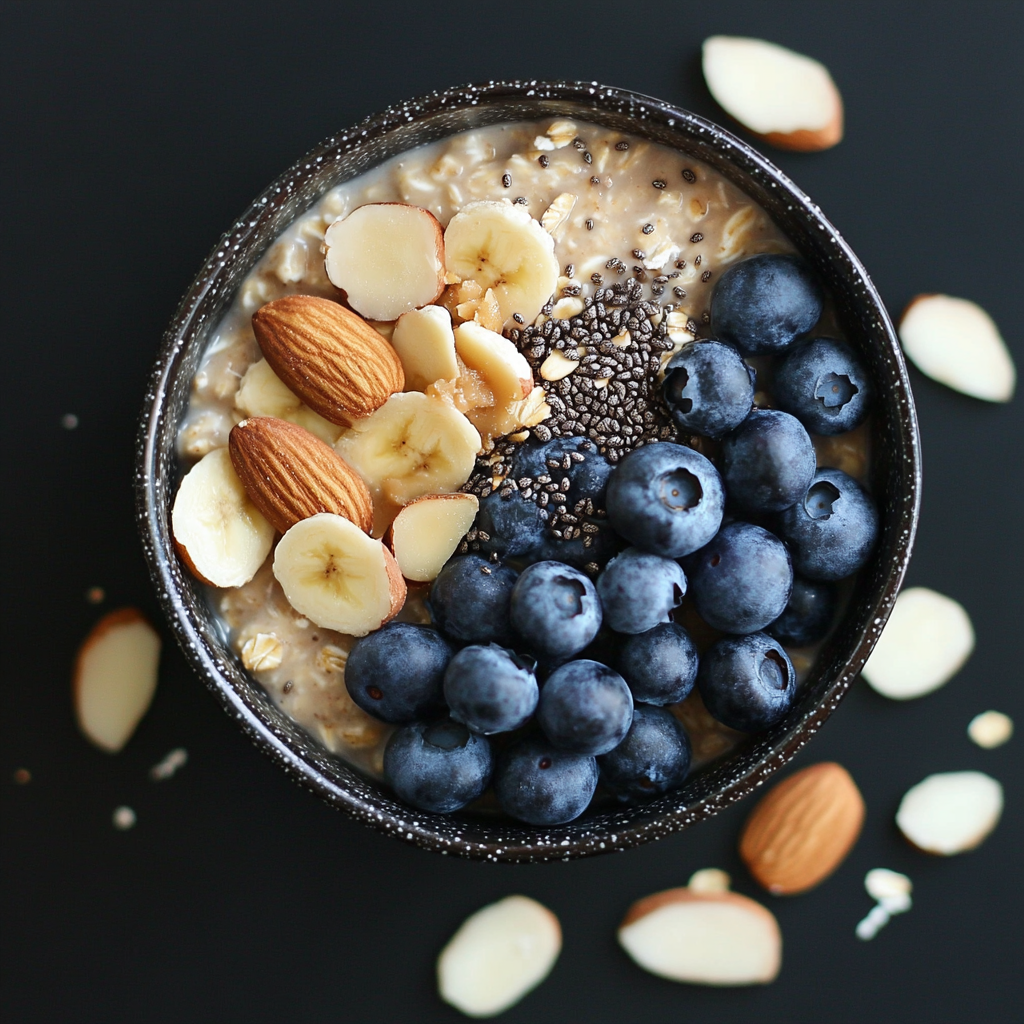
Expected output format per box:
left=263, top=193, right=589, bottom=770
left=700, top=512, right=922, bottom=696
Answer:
left=137, top=81, right=921, bottom=862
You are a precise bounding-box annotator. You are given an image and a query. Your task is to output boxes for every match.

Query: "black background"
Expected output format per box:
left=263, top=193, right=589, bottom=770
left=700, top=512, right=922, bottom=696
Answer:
left=2, top=2, right=1022, bottom=1021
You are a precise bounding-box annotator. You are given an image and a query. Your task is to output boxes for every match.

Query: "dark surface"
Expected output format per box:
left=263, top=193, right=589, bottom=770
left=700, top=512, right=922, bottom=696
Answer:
left=1, top=1, right=1021, bottom=1021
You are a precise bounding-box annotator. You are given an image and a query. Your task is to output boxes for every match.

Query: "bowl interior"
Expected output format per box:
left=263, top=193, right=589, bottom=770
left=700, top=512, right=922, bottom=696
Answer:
left=137, top=81, right=920, bottom=862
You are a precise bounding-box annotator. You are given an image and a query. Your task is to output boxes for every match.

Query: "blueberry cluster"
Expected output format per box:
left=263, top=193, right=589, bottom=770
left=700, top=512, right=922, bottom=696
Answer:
left=347, top=254, right=879, bottom=827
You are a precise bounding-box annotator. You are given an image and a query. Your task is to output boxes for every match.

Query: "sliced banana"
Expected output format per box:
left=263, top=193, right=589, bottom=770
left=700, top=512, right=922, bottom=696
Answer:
left=335, top=392, right=481, bottom=506
left=235, top=358, right=343, bottom=445
left=391, top=305, right=459, bottom=391
left=171, top=447, right=275, bottom=587
left=443, top=200, right=559, bottom=328
left=272, top=513, right=406, bottom=636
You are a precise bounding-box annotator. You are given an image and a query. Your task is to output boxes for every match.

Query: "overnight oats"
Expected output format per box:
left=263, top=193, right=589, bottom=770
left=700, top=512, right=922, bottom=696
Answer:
left=171, top=117, right=877, bottom=823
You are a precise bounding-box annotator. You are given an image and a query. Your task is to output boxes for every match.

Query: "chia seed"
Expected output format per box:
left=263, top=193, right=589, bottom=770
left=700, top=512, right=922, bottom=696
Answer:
left=538, top=154, right=549, bottom=168
left=694, top=254, right=702, bottom=266
left=652, top=179, right=666, bottom=189
left=514, top=196, right=528, bottom=205
left=615, top=141, right=629, bottom=151
left=590, top=175, right=601, bottom=185
left=585, top=219, right=594, bottom=230
left=583, top=151, right=593, bottom=164
left=681, top=168, right=696, bottom=183
left=642, top=223, right=654, bottom=234
left=701, top=269, right=712, bottom=282
left=502, top=172, right=512, bottom=188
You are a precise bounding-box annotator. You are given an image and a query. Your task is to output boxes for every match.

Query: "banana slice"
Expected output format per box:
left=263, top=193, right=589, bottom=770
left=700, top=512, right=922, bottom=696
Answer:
left=391, top=305, right=459, bottom=391
left=235, top=358, right=343, bottom=445
left=273, top=513, right=406, bottom=635
left=324, top=203, right=445, bottom=322
left=335, top=392, right=481, bottom=506
left=443, top=200, right=559, bottom=328
left=171, top=447, right=275, bottom=587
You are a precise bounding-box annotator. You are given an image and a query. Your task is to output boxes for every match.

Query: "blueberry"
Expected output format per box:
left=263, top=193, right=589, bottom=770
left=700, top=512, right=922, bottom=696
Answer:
left=688, top=521, right=793, bottom=634
left=776, top=468, right=879, bottom=581
left=429, top=555, right=518, bottom=644
left=510, top=561, right=602, bottom=661
left=767, top=577, right=838, bottom=647
left=474, top=491, right=546, bottom=562
left=513, top=435, right=614, bottom=506
left=443, top=644, right=539, bottom=735
left=774, top=337, right=873, bottom=435
left=383, top=718, right=493, bottom=814
left=597, top=547, right=687, bottom=634
left=494, top=735, right=598, bottom=825
left=617, top=622, right=699, bottom=705
left=597, top=705, right=691, bottom=801
left=710, top=253, right=823, bottom=355
left=696, top=633, right=797, bottom=732
left=720, top=409, right=816, bottom=514
left=662, top=340, right=755, bottom=438
left=345, top=622, right=451, bottom=723
left=606, top=442, right=725, bottom=558
left=537, top=659, right=633, bottom=755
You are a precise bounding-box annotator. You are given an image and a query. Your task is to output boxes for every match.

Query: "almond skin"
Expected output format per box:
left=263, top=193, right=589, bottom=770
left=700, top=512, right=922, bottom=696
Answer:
left=739, top=761, right=865, bottom=895
left=252, top=295, right=404, bottom=425
left=229, top=416, right=373, bottom=534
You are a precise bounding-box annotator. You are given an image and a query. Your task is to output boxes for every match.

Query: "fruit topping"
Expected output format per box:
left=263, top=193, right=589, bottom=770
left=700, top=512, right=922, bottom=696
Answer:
left=773, top=336, right=873, bottom=435
left=382, top=718, right=493, bottom=814
left=494, top=735, right=599, bottom=826
left=618, top=884, right=781, bottom=985
left=252, top=295, right=404, bottom=424
left=74, top=608, right=161, bottom=753
left=229, top=416, right=373, bottom=534
left=721, top=409, right=816, bottom=515
left=617, top=622, right=699, bottom=706
left=390, top=305, right=459, bottom=391
left=443, top=200, right=559, bottom=329
left=702, top=35, right=843, bottom=152
left=344, top=622, right=451, bottom=723
left=171, top=446, right=275, bottom=588
left=335, top=392, right=481, bottom=506
left=272, top=513, right=405, bottom=636
left=596, top=548, right=686, bottom=634
left=429, top=555, right=518, bottom=645
left=606, top=442, right=725, bottom=558
left=509, top=561, right=602, bottom=661
left=661, top=339, right=755, bottom=438
left=597, top=705, right=691, bottom=800
left=697, top=633, right=796, bottom=732
left=896, top=771, right=1003, bottom=855
left=899, top=293, right=1016, bottom=402
left=861, top=586, right=975, bottom=700
left=710, top=253, right=823, bottom=355
left=444, top=644, right=539, bottom=735
left=688, top=522, right=793, bottom=635
left=323, top=202, right=445, bottom=321
left=766, top=576, right=838, bottom=647
left=234, top=358, right=343, bottom=445
left=739, top=762, right=865, bottom=895
left=536, top=659, right=634, bottom=756
left=437, top=895, right=562, bottom=1018
left=387, top=493, right=479, bottom=582
left=776, top=467, right=879, bottom=581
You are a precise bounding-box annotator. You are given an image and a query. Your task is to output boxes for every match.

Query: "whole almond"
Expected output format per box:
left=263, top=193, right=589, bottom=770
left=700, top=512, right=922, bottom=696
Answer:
left=739, top=761, right=864, bottom=895
left=252, top=295, right=404, bottom=425
left=229, top=416, right=373, bottom=534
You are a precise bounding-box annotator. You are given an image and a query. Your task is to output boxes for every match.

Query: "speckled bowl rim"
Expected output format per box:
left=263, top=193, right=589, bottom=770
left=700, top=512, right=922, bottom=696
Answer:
left=137, top=80, right=921, bottom=863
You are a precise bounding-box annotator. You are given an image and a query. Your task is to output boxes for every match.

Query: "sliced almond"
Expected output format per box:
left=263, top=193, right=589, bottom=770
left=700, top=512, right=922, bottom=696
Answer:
left=252, top=295, right=404, bottom=425
left=540, top=192, right=577, bottom=238
left=899, top=294, right=1016, bottom=402
left=702, top=35, right=843, bottom=151
left=862, top=586, right=975, bottom=700
left=740, top=762, right=865, bottom=895
left=171, top=446, right=275, bottom=588
left=896, top=771, right=1003, bottom=855
left=391, top=305, right=459, bottom=392
left=74, top=608, right=161, bottom=753
left=387, top=493, right=479, bottom=582
left=324, top=203, right=445, bottom=321
left=539, top=350, right=579, bottom=381
left=454, top=321, right=534, bottom=406
left=438, top=895, right=561, bottom=1018
left=229, top=416, right=373, bottom=534
left=619, top=887, right=781, bottom=985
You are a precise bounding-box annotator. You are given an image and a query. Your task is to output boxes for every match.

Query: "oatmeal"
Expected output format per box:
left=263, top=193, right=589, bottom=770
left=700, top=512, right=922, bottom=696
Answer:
left=175, top=116, right=869, bottom=789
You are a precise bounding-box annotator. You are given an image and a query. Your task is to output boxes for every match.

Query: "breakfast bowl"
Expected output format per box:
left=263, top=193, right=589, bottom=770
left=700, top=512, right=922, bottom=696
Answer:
left=136, top=80, right=921, bottom=862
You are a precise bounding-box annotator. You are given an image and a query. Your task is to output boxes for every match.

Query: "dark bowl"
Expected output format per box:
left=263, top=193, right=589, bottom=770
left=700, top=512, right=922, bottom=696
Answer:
left=137, top=81, right=921, bottom=862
